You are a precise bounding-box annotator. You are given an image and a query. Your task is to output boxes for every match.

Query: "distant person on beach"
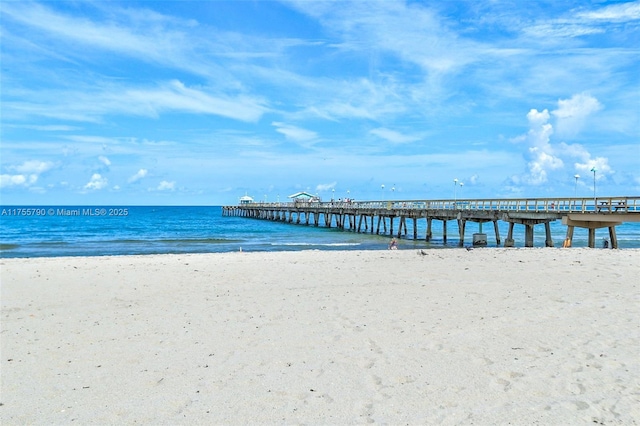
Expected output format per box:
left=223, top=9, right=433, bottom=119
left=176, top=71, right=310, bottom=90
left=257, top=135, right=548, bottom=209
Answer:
left=389, top=238, right=398, bottom=250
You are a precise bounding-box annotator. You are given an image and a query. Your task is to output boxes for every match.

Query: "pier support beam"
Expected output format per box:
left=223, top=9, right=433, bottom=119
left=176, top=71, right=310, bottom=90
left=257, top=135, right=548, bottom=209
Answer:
left=524, top=224, right=534, bottom=247
left=609, top=226, right=618, bottom=249
left=588, top=228, right=596, bottom=248
left=562, top=214, right=624, bottom=249
left=398, top=217, right=407, bottom=238
left=545, top=222, right=554, bottom=247
left=505, top=222, right=515, bottom=247
left=457, top=219, right=466, bottom=247
left=502, top=216, right=556, bottom=248
left=443, top=220, right=447, bottom=243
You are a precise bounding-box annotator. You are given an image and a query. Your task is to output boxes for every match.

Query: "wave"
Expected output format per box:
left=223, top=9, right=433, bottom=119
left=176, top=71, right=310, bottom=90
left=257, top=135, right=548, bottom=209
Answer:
left=31, top=241, right=71, bottom=247
left=103, top=238, right=241, bottom=244
left=273, top=242, right=361, bottom=247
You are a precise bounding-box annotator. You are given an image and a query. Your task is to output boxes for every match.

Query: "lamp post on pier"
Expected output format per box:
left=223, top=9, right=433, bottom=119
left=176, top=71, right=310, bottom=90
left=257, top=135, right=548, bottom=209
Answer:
left=573, top=174, right=580, bottom=210
left=453, top=178, right=458, bottom=208
left=591, top=167, right=597, bottom=208
left=381, top=184, right=385, bottom=201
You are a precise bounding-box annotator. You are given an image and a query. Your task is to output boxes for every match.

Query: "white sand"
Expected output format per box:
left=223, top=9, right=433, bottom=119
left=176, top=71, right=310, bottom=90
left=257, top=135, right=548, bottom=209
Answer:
left=1, top=248, right=639, bottom=425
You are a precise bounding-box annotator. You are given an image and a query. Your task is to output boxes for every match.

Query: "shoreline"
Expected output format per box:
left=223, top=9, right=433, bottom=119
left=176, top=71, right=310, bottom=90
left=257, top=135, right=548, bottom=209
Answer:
left=2, top=249, right=639, bottom=424
left=2, top=241, right=639, bottom=260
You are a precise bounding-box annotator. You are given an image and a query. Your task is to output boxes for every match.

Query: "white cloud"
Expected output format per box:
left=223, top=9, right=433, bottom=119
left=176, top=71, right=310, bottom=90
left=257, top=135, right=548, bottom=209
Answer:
left=574, top=157, right=612, bottom=180
left=577, top=2, right=640, bottom=22
left=0, top=174, right=38, bottom=188
left=513, top=97, right=613, bottom=186
left=98, top=155, right=111, bottom=167
left=1, top=2, right=209, bottom=76
left=123, top=80, right=267, bottom=122
left=11, top=160, right=55, bottom=174
left=1, top=160, right=55, bottom=188
left=272, top=122, right=318, bottom=143
left=552, top=93, right=602, bottom=137
left=527, top=108, right=552, bottom=129
left=10, top=124, right=80, bottom=131
left=526, top=149, right=564, bottom=185
left=519, top=108, right=564, bottom=184
left=316, top=182, right=337, bottom=192
left=523, top=23, right=604, bottom=39
left=84, top=173, right=108, bottom=190
left=157, top=180, right=175, bottom=191
left=523, top=2, right=640, bottom=39
left=370, top=128, right=421, bottom=144
left=557, top=142, right=591, bottom=160
left=4, top=80, right=268, bottom=124
left=0, top=174, right=26, bottom=187
left=128, top=168, right=148, bottom=183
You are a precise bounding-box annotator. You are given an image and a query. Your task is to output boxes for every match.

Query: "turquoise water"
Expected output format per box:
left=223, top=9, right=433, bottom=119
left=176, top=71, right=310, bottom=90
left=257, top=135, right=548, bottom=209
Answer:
left=1, top=206, right=639, bottom=258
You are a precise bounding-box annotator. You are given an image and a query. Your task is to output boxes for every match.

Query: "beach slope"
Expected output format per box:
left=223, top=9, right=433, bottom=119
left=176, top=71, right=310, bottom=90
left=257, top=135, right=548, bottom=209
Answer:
left=2, top=248, right=639, bottom=424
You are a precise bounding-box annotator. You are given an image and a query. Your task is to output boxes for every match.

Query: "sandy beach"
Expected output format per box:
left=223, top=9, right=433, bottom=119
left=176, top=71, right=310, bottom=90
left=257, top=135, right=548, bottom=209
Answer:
left=1, top=248, right=639, bottom=425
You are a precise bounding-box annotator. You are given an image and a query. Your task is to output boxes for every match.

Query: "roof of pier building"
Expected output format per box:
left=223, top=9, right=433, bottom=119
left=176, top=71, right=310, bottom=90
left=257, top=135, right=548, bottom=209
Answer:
left=288, top=192, right=315, bottom=199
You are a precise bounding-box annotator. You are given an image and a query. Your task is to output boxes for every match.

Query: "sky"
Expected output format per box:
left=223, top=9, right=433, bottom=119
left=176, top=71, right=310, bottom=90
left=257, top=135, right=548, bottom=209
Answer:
left=1, top=0, right=639, bottom=205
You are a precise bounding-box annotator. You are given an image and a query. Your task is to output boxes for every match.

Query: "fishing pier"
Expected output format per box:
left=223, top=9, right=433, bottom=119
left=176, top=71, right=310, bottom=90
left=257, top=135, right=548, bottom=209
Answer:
left=223, top=196, right=640, bottom=248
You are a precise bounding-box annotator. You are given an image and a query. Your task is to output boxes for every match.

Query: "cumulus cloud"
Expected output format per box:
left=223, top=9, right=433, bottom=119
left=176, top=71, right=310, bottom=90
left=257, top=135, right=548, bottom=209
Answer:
left=574, top=157, right=612, bottom=180
left=0, top=160, right=55, bottom=188
left=84, top=173, right=108, bottom=190
left=11, top=160, right=55, bottom=174
left=0, top=174, right=37, bottom=188
left=555, top=141, right=611, bottom=179
left=157, top=180, right=175, bottom=191
left=128, top=168, right=148, bottom=183
left=551, top=93, right=602, bottom=138
left=510, top=93, right=611, bottom=187
left=522, top=109, right=563, bottom=184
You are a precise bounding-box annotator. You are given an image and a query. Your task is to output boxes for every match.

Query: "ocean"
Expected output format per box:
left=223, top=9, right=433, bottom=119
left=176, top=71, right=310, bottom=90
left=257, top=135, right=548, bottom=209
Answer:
left=1, top=205, right=639, bottom=258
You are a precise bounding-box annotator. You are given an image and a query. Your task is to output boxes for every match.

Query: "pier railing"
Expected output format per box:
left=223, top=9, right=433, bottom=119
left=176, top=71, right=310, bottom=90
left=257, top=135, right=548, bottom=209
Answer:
left=245, top=196, right=640, bottom=214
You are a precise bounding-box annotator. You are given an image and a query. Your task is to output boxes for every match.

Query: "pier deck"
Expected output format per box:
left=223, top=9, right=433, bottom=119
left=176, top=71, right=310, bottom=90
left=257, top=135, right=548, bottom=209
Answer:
left=223, top=196, right=640, bottom=248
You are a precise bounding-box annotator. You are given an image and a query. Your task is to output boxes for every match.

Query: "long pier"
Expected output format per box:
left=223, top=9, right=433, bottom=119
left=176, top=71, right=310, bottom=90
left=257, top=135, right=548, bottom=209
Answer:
left=223, top=196, right=640, bottom=248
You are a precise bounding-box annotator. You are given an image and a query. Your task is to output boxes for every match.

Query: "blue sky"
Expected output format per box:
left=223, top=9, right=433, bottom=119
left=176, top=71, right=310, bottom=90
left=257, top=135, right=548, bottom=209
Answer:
left=1, top=0, right=639, bottom=205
